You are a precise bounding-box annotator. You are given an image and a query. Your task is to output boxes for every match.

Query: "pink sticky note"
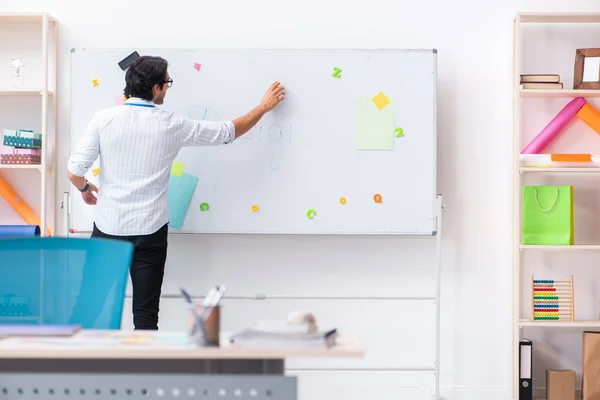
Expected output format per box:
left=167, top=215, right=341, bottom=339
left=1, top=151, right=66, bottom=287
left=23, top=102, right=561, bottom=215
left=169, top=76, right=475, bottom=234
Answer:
left=115, top=95, right=126, bottom=106
left=194, top=62, right=201, bottom=71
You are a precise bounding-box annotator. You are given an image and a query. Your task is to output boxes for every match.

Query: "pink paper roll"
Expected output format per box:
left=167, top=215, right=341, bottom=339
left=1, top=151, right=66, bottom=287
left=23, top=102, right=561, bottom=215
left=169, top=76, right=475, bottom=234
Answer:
left=521, top=97, right=587, bottom=154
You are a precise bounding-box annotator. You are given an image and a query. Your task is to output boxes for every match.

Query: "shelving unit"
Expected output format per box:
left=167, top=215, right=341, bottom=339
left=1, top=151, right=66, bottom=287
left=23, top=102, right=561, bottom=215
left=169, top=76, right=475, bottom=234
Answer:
left=513, top=12, right=600, bottom=399
left=0, top=12, right=57, bottom=236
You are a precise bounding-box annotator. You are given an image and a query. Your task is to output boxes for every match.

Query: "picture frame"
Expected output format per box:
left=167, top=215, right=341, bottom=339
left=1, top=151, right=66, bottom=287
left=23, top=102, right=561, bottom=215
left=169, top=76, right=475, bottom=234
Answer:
left=573, top=48, right=600, bottom=90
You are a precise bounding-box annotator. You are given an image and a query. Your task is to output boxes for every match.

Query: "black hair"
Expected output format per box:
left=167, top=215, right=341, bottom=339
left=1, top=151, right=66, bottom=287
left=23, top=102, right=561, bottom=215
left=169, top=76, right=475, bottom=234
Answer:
left=123, top=56, right=168, bottom=101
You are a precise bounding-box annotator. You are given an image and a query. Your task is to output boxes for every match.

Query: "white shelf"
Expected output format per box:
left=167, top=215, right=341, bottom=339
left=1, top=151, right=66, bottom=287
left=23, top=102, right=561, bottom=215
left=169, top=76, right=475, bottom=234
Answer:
left=517, top=12, right=600, bottom=24
left=519, top=319, right=600, bottom=327
left=0, top=164, right=41, bottom=170
left=520, top=167, right=600, bottom=173
left=520, top=244, right=600, bottom=250
left=0, top=89, right=54, bottom=96
left=519, top=89, right=600, bottom=98
left=0, top=13, right=56, bottom=24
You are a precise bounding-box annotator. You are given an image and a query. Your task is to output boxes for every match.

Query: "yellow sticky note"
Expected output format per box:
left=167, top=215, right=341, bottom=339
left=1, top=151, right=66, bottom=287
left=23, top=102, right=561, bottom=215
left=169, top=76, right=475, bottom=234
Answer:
left=171, top=162, right=184, bottom=176
left=355, top=96, right=395, bottom=151
left=372, top=91, right=390, bottom=110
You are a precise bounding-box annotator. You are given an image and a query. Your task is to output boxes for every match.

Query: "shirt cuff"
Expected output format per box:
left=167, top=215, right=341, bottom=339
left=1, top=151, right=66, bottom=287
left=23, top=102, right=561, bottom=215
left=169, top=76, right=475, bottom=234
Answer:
left=224, top=121, right=235, bottom=144
left=67, top=159, right=89, bottom=177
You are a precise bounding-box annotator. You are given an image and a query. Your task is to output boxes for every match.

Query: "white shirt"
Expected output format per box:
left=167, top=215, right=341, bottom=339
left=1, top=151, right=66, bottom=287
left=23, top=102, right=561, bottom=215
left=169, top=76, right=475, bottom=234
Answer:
left=67, top=97, right=235, bottom=236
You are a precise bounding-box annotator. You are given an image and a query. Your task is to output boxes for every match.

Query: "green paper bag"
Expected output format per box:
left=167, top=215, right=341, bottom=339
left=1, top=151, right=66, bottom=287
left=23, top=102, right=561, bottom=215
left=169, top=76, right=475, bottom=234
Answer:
left=522, top=185, right=574, bottom=245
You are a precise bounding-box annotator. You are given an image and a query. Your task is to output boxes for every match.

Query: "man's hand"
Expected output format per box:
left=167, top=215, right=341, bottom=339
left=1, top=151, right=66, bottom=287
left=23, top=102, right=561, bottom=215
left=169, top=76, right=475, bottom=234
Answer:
left=82, top=183, right=98, bottom=205
left=232, top=81, right=286, bottom=138
left=260, top=81, right=285, bottom=112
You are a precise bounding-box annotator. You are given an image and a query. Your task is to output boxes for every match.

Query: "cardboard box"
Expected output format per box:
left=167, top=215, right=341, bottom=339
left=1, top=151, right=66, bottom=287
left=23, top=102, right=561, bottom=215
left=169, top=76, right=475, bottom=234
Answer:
left=547, top=369, right=575, bottom=400
left=583, top=331, right=600, bottom=400
left=2, top=129, right=42, bottom=149
left=0, top=146, right=41, bottom=164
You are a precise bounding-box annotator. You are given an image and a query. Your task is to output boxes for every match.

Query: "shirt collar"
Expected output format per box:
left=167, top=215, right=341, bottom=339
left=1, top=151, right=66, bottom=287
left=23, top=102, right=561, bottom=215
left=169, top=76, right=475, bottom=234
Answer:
left=124, top=97, right=156, bottom=106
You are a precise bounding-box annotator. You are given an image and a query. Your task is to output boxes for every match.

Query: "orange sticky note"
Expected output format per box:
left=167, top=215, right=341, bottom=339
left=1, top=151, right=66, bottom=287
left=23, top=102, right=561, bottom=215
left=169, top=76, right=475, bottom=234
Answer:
left=371, top=92, right=390, bottom=110
left=551, top=154, right=591, bottom=162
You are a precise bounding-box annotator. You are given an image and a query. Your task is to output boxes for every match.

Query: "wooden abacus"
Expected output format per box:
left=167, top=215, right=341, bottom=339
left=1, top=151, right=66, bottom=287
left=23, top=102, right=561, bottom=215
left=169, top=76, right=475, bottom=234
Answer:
left=531, top=275, right=574, bottom=322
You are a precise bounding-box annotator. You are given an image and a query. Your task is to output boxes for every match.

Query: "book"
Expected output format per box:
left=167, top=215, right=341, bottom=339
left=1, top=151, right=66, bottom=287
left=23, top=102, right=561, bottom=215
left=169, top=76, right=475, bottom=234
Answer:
left=520, top=74, right=561, bottom=83
left=253, top=318, right=317, bottom=334
left=230, top=328, right=338, bottom=348
left=520, top=82, right=563, bottom=89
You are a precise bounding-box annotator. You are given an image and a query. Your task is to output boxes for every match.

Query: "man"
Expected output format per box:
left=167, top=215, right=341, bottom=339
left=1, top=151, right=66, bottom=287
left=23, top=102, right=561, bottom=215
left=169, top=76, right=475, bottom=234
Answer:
left=67, top=55, right=285, bottom=330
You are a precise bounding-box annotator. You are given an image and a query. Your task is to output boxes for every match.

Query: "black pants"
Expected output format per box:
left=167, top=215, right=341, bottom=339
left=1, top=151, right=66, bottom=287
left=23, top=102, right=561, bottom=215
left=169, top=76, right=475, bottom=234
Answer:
left=91, top=223, right=168, bottom=330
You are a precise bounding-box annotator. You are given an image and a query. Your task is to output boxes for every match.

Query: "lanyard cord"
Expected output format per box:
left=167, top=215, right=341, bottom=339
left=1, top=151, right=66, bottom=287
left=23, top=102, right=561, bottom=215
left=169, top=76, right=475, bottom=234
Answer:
left=124, top=103, right=155, bottom=108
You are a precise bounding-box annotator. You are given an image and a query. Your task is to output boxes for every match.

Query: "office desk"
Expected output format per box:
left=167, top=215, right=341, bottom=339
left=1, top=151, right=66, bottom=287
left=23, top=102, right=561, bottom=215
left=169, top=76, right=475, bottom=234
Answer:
left=0, top=330, right=363, bottom=400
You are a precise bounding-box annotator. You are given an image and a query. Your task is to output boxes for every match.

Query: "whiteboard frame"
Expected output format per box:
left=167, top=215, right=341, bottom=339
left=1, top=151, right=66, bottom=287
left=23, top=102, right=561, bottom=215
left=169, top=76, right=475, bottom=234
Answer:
left=67, top=48, right=438, bottom=236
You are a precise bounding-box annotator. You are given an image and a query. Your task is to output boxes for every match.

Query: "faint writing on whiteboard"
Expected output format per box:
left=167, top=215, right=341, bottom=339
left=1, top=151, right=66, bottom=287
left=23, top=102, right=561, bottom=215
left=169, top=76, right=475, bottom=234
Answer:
left=188, top=105, right=221, bottom=121
left=244, top=123, right=304, bottom=170
left=188, top=105, right=304, bottom=171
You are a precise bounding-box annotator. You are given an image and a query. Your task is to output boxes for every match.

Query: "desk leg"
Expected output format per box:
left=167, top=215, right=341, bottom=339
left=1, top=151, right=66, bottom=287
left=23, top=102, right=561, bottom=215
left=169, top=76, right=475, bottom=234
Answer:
left=0, top=359, right=295, bottom=400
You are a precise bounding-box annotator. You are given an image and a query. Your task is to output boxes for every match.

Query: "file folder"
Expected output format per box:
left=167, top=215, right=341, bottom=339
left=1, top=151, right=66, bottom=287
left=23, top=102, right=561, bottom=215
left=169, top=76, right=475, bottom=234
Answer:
left=520, top=339, right=533, bottom=400
left=167, top=172, right=198, bottom=229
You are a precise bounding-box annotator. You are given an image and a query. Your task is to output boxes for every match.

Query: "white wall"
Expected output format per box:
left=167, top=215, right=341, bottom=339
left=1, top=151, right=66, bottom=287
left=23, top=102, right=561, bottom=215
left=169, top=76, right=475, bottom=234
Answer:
left=1, top=0, right=599, bottom=399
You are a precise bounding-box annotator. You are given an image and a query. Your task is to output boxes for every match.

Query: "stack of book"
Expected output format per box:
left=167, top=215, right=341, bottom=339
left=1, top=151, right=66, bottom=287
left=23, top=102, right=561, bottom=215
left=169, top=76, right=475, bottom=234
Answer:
left=520, top=74, right=563, bottom=89
left=229, top=312, right=338, bottom=348
left=230, top=327, right=338, bottom=348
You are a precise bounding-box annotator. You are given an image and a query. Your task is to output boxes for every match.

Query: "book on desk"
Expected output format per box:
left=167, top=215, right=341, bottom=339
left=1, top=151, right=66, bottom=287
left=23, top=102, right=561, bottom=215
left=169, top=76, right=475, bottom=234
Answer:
left=230, top=328, right=338, bottom=348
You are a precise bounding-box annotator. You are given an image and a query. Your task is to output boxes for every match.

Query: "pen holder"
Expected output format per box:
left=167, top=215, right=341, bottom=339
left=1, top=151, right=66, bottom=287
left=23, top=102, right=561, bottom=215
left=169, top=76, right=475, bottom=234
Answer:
left=187, top=304, right=220, bottom=347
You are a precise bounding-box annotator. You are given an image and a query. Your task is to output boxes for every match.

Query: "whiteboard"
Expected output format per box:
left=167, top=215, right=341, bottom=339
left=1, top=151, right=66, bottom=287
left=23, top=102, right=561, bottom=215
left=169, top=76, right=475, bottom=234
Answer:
left=69, top=49, right=438, bottom=235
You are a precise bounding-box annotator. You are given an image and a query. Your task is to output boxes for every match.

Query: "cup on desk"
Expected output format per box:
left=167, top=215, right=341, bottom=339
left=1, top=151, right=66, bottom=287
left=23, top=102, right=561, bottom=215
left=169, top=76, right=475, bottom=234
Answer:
left=188, top=303, right=220, bottom=346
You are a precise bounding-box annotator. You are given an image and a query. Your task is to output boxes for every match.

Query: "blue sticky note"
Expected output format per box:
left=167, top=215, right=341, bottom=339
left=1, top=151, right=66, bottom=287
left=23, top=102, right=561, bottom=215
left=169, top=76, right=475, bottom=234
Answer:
left=167, top=172, right=198, bottom=229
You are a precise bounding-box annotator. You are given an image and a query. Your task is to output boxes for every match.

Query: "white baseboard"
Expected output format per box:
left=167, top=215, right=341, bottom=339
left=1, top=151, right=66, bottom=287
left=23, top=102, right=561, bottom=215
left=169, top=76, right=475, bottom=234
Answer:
left=438, top=387, right=511, bottom=400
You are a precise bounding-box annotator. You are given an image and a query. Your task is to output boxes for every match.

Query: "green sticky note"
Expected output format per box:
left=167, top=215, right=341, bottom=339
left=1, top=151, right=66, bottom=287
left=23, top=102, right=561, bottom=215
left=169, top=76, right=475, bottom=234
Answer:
left=355, top=96, right=395, bottom=151
left=171, top=161, right=184, bottom=176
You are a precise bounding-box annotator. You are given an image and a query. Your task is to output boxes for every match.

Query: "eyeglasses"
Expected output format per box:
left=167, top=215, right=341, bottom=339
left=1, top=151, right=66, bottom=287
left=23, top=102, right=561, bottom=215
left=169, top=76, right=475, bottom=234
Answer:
left=163, top=79, right=173, bottom=88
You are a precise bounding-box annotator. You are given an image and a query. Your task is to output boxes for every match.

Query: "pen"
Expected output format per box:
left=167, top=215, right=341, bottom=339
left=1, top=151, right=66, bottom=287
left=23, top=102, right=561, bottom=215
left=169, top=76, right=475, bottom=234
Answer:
left=201, top=285, right=227, bottom=320
left=210, top=285, right=226, bottom=307
left=180, top=288, right=193, bottom=305
left=203, top=286, right=217, bottom=307
left=180, top=287, right=202, bottom=336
